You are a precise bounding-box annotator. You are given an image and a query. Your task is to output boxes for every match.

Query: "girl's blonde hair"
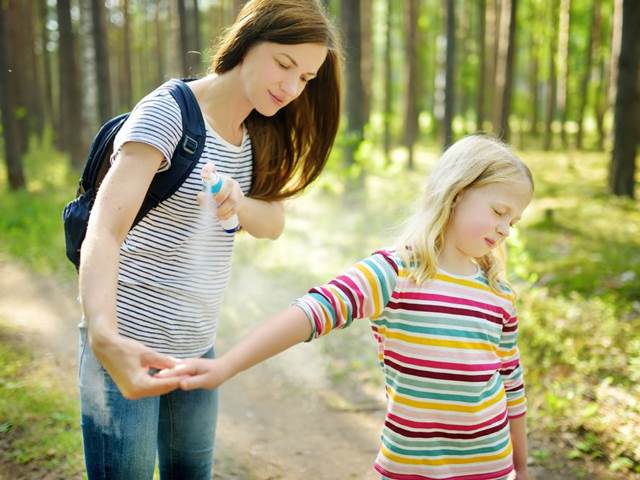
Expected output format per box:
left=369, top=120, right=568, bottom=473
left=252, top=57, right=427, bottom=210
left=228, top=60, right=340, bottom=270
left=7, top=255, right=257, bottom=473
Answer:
left=397, top=135, right=534, bottom=292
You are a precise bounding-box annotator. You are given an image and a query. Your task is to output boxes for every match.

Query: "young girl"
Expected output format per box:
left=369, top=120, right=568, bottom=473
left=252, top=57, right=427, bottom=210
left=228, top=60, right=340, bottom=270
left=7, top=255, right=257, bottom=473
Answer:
left=161, top=135, right=533, bottom=480
left=78, top=1, right=341, bottom=478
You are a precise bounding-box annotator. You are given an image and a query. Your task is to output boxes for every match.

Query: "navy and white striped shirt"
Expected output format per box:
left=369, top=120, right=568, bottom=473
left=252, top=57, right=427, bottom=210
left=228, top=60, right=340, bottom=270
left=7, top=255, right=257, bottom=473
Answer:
left=110, top=80, right=253, bottom=357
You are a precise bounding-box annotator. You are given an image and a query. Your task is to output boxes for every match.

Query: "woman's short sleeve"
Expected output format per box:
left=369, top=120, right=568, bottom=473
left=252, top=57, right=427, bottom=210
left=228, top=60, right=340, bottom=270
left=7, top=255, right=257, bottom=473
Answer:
left=111, top=87, right=183, bottom=172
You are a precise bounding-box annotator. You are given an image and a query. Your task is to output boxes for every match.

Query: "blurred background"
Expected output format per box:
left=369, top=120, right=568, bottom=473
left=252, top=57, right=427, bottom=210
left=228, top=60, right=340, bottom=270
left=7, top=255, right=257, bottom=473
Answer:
left=0, top=0, right=638, bottom=479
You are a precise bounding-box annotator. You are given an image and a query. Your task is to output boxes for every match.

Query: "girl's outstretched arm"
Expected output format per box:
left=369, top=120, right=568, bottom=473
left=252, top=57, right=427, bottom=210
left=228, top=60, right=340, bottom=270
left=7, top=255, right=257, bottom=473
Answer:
left=160, top=306, right=312, bottom=390
left=163, top=250, right=400, bottom=390
left=509, top=414, right=529, bottom=479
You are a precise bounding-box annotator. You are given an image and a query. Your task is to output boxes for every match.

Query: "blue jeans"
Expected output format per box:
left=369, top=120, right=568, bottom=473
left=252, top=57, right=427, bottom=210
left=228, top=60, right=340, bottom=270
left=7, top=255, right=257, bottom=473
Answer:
left=78, top=328, right=218, bottom=480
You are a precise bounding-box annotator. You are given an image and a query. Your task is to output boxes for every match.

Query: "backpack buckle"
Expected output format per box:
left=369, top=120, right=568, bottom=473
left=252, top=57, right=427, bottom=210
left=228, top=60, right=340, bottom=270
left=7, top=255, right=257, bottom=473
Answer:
left=182, top=136, right=198, bottom=155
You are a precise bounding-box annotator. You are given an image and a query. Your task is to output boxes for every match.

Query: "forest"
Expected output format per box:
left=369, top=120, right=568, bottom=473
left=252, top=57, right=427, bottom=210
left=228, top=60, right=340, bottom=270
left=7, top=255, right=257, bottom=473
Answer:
left=0, top=0, right=639, bottom=479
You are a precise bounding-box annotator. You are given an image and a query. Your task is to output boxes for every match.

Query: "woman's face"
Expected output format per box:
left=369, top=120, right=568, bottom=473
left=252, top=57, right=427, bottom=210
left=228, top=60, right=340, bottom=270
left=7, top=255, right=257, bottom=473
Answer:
left=240, top=41, right=328, bottom=116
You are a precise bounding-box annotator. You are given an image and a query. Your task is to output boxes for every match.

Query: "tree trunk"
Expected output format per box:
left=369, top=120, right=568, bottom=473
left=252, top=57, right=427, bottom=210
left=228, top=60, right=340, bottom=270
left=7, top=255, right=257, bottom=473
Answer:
left=341, top=0, right=365, bottom=166
left=457, top=0, right=470, bottom=134
left=594, top=19, right=609, bottom=152
left=383, top=0, right=393, bottom=163
left=528, top=22, right=539, bottom=137
left=233, top=0, right=245, bottom=18
left=5, top=0, right=30, bottom=155
left=443, top=0, right=455, bottom=150
left=557, top=0, right=571, bottom=147
left=404, top=0, right=419, bottom=169
left=25, top=0, right=44, bottom=139
left=37, top=0, right=54, bottom=126
left=608, top=0, right=623, bottom=122
left=485, top=0, right=499, bottom=131
left=476, top=0, right=486, bottom=132
left=91, top=0, right=112, bottom=122
left=0, top=1, right=26, bottom=189
left=609, top=0, right=640, bottom=198
left=177, top=0, right=190, bottom=76
left=493, top=0, right=517, bottom=141
left=543, top=0, right=558, bottom=151
left=361, top=0, right=372, bottom=122
left=56, top=0, right=84, bottom=167
left=191, top=0, right=202, bottom=75
left=122, top=0, right=133, bottom=108
left=155, top=0, right=167, bottom=85
left=576, top=0, right=601, bottom=150
left=79, top=0, right=99, bottom=141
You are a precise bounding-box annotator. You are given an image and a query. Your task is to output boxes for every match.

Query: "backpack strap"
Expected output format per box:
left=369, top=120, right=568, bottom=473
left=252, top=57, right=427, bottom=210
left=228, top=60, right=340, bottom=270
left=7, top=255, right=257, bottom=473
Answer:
left=80, top=112, right=130, bottom=195
left=133, top=78, right=206, bottom=228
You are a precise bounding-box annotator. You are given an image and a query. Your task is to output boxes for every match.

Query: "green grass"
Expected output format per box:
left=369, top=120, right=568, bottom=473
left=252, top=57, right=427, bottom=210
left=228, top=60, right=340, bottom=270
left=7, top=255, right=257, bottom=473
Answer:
left=0, top=319, right=84, bottom=477
left=0, top=131, right=79, bottom=280
left=1, top=134, right=639, bottom=475
left=234, top=145, right=640, bottom=473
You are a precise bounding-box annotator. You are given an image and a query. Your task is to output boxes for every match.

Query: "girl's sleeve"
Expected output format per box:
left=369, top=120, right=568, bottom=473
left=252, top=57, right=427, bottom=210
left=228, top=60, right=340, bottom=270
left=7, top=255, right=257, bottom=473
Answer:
left=498, top=302, right=527, bottom=418
left=293, top=250, right=400, bottom=341
left=111, top=88, right=183, bottom=172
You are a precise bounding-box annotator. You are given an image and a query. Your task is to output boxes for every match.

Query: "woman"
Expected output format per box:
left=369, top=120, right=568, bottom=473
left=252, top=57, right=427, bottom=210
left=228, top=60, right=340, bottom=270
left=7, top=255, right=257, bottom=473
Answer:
left=77, top=1, right=342, bottom=478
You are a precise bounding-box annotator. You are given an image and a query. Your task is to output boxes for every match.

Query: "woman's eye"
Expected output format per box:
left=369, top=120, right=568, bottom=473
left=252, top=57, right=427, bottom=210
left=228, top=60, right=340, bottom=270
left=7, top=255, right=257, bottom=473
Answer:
left=277, top=61, right=290, bottom=70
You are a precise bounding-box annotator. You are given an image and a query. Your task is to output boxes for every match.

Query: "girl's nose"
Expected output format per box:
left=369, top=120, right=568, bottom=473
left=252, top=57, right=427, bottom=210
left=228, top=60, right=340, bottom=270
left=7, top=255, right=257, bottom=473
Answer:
left=496, top=221, right=510, bottom=237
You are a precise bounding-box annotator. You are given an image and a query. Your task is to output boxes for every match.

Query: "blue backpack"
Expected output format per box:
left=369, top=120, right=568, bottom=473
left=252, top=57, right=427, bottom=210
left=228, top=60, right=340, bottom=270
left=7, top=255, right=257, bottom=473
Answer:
left=63, top=79, right=206, bottom=270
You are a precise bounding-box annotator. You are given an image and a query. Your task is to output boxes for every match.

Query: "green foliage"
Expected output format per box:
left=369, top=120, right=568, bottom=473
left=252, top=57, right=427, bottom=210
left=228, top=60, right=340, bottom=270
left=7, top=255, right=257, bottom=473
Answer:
left=1, top=130, right=638, bottom=474
left=0, top=320, right=83, bottom=476
left=0, top=131, right=78, bottom=279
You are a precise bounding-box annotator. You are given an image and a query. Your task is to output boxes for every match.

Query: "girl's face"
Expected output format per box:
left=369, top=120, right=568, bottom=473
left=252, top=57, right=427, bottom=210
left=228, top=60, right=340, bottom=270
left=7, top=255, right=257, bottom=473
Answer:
left=444, top=181, right=532, bottom=261
left=240, top=41, right=328, bottom=116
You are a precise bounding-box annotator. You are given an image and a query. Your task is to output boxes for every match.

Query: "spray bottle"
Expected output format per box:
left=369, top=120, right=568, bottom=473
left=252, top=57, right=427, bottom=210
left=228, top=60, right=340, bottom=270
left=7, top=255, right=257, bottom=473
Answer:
left=201, top=163, right=240, bottom=233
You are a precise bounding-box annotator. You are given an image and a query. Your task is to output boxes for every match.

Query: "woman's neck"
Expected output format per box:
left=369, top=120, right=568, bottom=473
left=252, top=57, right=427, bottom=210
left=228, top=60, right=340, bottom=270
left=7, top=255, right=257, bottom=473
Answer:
left=191, top=71, right=253, bottom=142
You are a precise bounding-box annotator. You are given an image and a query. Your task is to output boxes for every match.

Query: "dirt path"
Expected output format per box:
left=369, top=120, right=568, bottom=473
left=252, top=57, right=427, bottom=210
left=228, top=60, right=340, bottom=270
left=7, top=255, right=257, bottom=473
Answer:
left=1, top=259, right=635, bottom=480
left=0, top=260, right=382, bottom=479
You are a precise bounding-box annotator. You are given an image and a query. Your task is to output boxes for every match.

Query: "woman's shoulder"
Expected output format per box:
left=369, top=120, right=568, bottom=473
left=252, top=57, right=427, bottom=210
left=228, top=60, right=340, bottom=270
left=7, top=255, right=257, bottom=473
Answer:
left=131, top=80, right=183, bottom=115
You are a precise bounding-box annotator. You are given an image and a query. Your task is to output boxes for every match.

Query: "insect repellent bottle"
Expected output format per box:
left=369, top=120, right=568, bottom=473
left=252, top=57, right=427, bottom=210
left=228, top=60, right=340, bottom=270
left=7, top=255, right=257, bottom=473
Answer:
left=201, top=163, right=240, bottom=233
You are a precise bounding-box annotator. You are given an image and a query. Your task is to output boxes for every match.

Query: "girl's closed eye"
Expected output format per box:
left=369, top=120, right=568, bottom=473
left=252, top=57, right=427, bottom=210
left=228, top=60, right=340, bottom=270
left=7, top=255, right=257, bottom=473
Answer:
left=276, top=59, right=290, bottom=69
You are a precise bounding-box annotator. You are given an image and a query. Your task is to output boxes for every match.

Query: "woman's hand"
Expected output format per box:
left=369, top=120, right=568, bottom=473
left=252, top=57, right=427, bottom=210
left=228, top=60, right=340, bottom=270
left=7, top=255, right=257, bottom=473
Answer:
left=156, top=358, right=233, bottom=391
left=198, top=174, right=245, bottom=222
left=90, top=332, right=185, bottom=399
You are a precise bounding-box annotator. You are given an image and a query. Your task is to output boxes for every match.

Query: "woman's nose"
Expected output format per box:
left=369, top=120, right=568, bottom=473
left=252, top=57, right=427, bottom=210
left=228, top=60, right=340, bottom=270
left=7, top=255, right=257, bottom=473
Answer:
left=281, top=76, right=299, bottom=98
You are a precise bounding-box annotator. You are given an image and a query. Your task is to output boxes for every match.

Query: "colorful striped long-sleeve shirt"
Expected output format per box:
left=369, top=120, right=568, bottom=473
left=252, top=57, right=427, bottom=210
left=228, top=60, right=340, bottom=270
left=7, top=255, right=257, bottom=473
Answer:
left=294, top=249, right=526, bottom=480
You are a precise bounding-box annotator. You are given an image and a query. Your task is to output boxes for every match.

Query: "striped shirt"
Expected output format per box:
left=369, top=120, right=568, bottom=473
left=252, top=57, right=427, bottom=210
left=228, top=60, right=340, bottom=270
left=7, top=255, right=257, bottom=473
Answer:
left=110, top=80, right=253, bottom=357
left=294, top=249, right=526, bottom=480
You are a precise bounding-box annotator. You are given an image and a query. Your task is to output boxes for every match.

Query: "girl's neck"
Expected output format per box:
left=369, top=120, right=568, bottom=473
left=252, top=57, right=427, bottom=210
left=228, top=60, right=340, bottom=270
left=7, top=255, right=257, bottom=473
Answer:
left=191, top=71, right=253, bottom=143
left=437, top=244, right=477, bottom=276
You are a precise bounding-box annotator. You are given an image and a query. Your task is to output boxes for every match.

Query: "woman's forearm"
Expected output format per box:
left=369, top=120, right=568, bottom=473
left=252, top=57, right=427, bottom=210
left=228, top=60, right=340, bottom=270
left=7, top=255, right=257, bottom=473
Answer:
left=237, top=197, right=285, bottom=240
left=79, top=224, right=122, bottom=344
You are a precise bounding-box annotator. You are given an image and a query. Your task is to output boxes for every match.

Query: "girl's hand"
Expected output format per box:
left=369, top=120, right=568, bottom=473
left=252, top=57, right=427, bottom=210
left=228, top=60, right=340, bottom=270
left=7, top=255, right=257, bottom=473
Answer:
left=197, top=175, right=244, bottom=221
left=514, top=468, right=529, bottom=480
left=156, top=357, right=233, bottom=390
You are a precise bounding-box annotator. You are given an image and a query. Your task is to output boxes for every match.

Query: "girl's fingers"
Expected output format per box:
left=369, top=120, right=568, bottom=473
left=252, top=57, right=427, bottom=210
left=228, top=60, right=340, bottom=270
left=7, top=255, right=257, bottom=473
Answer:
left=180, top=374, right=211, bottom=391
left=155, top=363, right=194, bottom=378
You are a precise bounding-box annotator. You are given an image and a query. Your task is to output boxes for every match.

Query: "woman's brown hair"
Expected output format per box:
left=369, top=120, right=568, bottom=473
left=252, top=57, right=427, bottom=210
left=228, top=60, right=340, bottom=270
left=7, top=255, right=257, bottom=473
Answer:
left=211, top=0, right=342, bottom=201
